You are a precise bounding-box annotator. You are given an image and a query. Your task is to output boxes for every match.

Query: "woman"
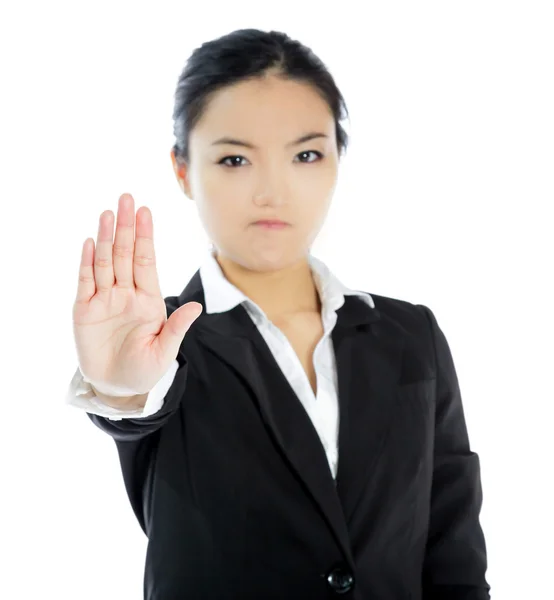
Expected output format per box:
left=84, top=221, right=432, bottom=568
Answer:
left=67, top=28, right=490, bottom=600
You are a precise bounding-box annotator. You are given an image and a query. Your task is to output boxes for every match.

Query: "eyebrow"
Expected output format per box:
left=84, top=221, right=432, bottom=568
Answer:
left=210, top=132, right=329, bottom=149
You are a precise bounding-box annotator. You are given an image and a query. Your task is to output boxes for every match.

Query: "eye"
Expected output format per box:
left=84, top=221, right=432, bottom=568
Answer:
left=217, top=150, right=324, bottom=168
left=218, top=155, right=249, bottom=168
left=294, top=150, right=324, bottom=163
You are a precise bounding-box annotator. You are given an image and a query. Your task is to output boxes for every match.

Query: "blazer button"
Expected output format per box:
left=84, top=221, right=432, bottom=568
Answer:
left=326, top=566, right=354, bottom=594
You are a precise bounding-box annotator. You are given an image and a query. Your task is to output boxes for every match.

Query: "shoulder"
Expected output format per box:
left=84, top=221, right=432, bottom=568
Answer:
left=363, top=291, right=433, bottom=334
left=355, top=291, right=439, bottom=363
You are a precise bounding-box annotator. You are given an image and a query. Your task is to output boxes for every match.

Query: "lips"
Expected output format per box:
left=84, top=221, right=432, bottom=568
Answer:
left=253, top=220, right=289, bottom=229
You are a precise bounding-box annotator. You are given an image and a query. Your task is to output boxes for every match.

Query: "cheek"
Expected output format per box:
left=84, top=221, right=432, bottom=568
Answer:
left=199, top=195, right=245, bottom=242
left=297, top=164, right=337, bottom=201
left=204, top=166, right=253, bottom=195
left=202, top=171, right=251, bottom=212
left=200, top=168, right=229, bottom=196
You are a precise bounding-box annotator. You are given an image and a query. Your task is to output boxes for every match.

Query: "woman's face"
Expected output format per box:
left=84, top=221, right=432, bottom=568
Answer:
left=171, top=74, right=340, bottom=272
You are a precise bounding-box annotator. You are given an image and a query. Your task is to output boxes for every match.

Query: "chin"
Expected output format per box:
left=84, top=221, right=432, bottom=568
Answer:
left=252, top=247, right=309, bottom=270
left=218, top=240, right=309, bottom=271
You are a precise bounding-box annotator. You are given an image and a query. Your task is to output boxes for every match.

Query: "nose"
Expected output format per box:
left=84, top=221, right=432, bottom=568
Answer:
left=253, top=190, right=286, bottom=207
left=252, top=161, right=290, bottom=207
left=253, top=182, right=288, bottom=208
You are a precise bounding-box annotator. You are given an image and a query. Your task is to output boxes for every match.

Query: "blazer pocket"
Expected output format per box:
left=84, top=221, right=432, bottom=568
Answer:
left=395, top=378, right=436, bottom=409
left=396, top=377, right=436, bottom=390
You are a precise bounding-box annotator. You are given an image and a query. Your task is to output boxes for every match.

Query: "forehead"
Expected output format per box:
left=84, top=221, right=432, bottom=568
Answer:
left=192, top=76, right=334, bottom=143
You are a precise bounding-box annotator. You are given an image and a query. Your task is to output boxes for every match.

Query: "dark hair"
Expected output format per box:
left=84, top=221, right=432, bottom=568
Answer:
left=171, top=28, right=350, bottom=166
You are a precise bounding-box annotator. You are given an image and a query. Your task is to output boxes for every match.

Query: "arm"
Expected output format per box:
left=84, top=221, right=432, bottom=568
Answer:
left=418, top=304, right=491, bottom=600
left=89, top=384, right=149, bottom=412
left=65, top=357, right=185, bottom=442
left=66, top=359, right=180, bottom=419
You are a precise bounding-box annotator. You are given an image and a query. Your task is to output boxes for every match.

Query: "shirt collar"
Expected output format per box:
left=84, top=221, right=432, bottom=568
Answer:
left=199, top=248, right=374, bottom=323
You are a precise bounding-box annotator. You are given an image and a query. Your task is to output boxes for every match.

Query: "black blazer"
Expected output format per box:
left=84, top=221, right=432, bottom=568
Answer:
left=88, top=269, right=490, bottom=600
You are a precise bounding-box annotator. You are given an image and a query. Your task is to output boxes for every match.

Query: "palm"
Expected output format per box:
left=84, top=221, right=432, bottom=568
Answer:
left=72, top=193, right=202, bottom=397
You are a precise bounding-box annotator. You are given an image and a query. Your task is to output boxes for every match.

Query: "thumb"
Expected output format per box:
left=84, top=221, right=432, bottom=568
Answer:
left=156, top=302, right=203, bottom=361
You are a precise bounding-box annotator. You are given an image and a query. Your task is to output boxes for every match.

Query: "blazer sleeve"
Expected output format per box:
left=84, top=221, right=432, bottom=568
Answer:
left=86, top=353, right=188, bottom=442
left=418, top=304, right=491, bottom=600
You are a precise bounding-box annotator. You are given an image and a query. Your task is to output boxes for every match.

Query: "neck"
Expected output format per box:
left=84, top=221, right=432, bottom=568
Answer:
left=214, top=251, right=321, bottom=320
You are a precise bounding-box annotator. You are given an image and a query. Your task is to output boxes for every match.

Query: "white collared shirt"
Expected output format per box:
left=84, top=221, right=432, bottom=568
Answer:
left=66, top=249, right=374, bottom=479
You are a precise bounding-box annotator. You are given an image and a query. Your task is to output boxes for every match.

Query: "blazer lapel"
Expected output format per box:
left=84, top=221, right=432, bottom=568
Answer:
left=177, top=272, right=404, bottom=565
left=332, top=299, right=405, bottom=528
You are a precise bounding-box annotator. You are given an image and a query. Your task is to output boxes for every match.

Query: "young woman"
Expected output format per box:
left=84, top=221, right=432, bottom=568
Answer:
left=68, top=28, right=490, bottom=600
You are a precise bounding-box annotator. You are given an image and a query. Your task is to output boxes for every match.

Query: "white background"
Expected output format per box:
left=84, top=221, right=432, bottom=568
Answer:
left=1, top=1, right=552, bottom=598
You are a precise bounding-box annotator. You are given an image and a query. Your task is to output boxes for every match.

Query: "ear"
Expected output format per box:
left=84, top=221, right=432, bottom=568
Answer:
left=170, top=148, right=193, bottom=199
